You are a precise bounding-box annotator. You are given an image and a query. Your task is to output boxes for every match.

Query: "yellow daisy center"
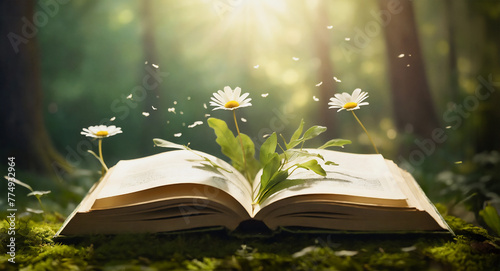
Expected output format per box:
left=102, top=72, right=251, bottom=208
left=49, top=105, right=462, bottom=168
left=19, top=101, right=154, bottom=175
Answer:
left=96, top=131, right=109, bottom=137
left=224, top=100, right=240, bottom=108
left=343, top=102, right=358, bottom=109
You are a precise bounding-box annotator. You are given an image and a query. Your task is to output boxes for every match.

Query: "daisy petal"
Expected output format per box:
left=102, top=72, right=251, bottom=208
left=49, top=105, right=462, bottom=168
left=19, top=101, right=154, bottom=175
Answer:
left=209, top=86, right=252, bottom=111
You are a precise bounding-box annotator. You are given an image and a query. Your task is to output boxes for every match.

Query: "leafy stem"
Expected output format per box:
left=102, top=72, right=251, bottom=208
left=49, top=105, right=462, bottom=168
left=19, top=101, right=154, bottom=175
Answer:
left=254, top=119, right=351, bottom=204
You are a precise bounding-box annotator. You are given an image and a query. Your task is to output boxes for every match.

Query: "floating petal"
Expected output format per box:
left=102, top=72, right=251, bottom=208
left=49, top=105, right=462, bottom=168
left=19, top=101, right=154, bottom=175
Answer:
left=188, top=121, right=204, bottom=128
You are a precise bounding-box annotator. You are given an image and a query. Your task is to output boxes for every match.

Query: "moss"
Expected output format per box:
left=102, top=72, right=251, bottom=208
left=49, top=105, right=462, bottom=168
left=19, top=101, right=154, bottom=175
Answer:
left=424, top=236, right=499, bottom=271
left=445, top=215, right=492, bottom=238
left=2, top=213, right=500, bottom=270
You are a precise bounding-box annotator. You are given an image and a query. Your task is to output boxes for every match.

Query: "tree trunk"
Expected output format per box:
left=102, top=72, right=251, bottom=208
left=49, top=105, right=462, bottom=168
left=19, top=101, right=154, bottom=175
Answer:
left=0, top=0, right=70, bottom=175
left=313, top=1, right=337, bottom=137
left=140, top=0, right=164, bottom=152
left=377, top=0, right=440, bottom=137
left=444, top=0, right=459, bottom=103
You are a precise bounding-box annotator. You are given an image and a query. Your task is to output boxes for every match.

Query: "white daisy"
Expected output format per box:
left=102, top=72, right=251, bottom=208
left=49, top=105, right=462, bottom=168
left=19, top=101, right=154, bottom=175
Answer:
left=210, top=86, right=252, bottom=111
left=81, top=125, right=122, bottom=139
left=328, top=88, right=369, bottom=112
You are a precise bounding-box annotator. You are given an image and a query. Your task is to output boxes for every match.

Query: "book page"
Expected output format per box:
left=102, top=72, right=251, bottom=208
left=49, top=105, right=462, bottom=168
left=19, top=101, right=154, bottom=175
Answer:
left=257, top=149, right=407, bottom=211
left=94, top=150, right=253, bottom=214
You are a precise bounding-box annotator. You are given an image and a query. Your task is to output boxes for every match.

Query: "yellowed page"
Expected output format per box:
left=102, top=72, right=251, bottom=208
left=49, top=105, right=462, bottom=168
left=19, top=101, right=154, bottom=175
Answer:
left=256, top=149, right=407, bottom=213
left=94, top=150, right=253, bottom=215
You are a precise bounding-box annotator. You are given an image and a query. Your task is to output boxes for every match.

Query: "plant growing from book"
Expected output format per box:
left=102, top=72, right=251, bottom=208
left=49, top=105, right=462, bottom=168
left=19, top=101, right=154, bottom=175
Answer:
left=154, top=86, right=351, bottom=205
left=254, top=119, right=351, bottom=204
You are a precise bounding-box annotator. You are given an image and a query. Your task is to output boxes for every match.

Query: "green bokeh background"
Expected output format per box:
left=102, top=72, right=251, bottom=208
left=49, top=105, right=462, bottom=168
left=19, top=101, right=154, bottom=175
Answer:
left=5, top=0, right=499, bottom=223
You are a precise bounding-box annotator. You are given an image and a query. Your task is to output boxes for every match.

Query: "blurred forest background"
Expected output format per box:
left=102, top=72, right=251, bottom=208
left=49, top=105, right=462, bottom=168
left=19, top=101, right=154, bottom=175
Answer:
left=1, top=0, right=499, bottom=227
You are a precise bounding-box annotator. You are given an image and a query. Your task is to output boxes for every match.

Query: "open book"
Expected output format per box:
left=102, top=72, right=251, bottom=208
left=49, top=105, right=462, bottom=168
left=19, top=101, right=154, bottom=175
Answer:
left=56, top=149, right=451, bottom=236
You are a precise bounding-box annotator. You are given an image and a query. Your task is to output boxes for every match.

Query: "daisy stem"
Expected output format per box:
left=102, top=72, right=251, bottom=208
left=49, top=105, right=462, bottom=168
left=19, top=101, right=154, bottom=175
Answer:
left=233, top=110, right=249, bottom=180
left=98, top=139, right=109, bottom=175
left=351, top=111, right=379, bottom=154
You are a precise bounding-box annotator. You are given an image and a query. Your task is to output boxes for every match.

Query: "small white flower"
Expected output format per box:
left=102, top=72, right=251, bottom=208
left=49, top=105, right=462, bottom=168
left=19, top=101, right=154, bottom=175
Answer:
left=81, top=125, right=122, bottom=139
left=210, top=86, right=252, bottom=111
left=328, top=88, right=369, bottom=112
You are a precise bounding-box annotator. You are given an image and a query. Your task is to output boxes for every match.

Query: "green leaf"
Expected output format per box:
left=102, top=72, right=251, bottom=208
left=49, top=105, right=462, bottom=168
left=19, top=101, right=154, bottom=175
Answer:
left=318, top=139, right=352, bottom=149
left=153, top=138, right=188, bottom=150
left=207, top=118, right=243, bottom=168
left=295, top=159, right=326, bottom=176
left=302, top=125, right=327, bottom=141
left=260, top=153, right=281, bottom=191
left=208, top=118, right=259, bottom=182
left=238, top=133, right=260, bottom=180
left=258, top=176, right=310, bottom=204
left=257, top=170, right=290, bottom=204
left=325, top=161, right=338, bottom=166
left=288, top=119, right=305, bottom=148
left=285, top=139, right=302, bottom=150
left=240, top=133, right=256, bottom=159
left=284, top=149, right=325, bottom=163
left=479, top=204, right=500, bottom=236
left=283, top=120, right=328, bottom=150
left=259, top=133, right=277, bottom=166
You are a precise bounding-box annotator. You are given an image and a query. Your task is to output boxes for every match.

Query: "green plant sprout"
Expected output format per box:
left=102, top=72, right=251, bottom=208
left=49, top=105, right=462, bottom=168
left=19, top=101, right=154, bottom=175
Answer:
left=207, top=117, right=261, bottom=183
left=254, top=119, right=351, bottom=204
left=154, top=118, right=350, bottom=205
left=4, top=176, right=50, bottom=214
left=209, top=86, right=253, bottom=181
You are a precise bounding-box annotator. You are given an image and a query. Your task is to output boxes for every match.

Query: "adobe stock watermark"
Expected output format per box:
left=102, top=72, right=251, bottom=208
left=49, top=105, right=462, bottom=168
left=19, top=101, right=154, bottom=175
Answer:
left=341, top=0, right=406, bottom=62
left=50, top=65, right=169, bottom=181
left=7, top=0, right=70, bottom=54
left=398, top=74, right=500, bottom=172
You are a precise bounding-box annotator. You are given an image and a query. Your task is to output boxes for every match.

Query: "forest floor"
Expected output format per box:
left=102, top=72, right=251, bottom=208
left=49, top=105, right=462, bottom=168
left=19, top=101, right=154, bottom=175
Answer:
left=1, top=208, right=500, bottom=271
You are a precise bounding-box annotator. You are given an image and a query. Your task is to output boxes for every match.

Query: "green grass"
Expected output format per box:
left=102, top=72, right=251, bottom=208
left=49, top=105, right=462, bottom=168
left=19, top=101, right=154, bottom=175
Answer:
left=1, top=211, right=499, bottom=270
